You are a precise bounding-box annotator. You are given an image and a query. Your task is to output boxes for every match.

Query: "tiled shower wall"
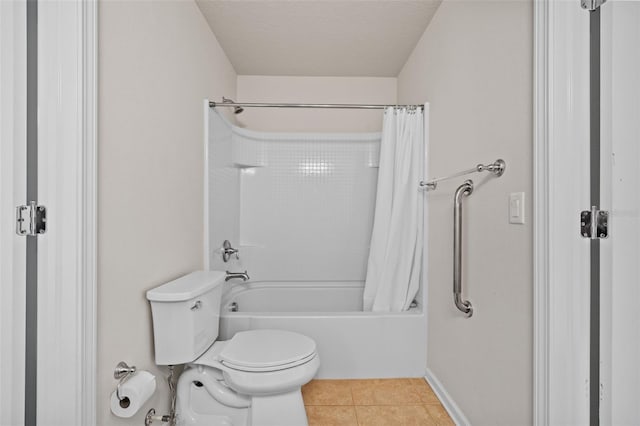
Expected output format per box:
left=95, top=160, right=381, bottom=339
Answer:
left=208, top=111, right=381, bottom=282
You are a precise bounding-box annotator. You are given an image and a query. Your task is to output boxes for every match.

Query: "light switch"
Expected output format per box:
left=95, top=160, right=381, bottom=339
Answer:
left=509, top=192, right=525, bottom=224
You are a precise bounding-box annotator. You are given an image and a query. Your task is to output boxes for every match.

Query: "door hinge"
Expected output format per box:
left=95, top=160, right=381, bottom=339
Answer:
left=581, top=0, right=607, bottom=11
left=16, top=202, right=46, bottom=236
left=580, top=206, right=608, bottom=239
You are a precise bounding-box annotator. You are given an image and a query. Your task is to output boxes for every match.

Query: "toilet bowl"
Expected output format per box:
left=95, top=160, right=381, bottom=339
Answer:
left=146, top=271, right=319, bottom=426
left=179, top=330, right=319, bottom=426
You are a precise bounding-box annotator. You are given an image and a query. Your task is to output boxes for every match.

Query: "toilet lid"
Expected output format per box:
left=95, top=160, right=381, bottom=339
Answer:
left=219, top=330, right=316, bottom=372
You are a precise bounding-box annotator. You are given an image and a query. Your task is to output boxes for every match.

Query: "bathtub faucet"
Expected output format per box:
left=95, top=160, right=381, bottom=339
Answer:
left=225, top=270, right=250, bottom=282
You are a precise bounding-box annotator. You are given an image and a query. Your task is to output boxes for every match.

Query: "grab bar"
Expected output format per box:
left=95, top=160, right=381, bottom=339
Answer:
left=420, top=159, right=505, bottom=191
left=453, top=180, right=474, bottom=317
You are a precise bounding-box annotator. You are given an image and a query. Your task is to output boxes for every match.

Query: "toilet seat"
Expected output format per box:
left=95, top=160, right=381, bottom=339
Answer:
left=194, top=329, right=318, bottom=373
left=219, top=330, right=317, bottom=372
left=222, top=351, right=317, bottom=372
left=192, top=329, right=321, bottom=397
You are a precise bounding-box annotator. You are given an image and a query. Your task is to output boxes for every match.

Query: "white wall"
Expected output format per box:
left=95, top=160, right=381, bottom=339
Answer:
left=236, top=75, right=397, bottom=132
left=397, top=1, right=533, bottom=424
left=98, top=1, right=236, bottom=424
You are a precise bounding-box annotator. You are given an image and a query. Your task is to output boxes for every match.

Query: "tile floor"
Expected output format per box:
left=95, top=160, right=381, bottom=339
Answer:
left=302, top=378, right=455, bottom=426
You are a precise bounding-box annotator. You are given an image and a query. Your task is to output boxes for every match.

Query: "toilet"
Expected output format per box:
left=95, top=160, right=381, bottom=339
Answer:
left=146, top=271, right=320, bottom=426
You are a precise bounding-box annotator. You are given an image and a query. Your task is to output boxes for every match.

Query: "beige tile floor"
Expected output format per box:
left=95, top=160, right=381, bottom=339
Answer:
left=302, top=378, right=455, bottom=426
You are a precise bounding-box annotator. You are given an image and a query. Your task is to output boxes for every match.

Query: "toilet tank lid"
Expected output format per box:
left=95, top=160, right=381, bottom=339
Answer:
left=146, top=271, right=225, bottom=302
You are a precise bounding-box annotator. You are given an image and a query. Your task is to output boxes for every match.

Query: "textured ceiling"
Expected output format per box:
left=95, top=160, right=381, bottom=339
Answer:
left=196, top=0, right=442, bottom=77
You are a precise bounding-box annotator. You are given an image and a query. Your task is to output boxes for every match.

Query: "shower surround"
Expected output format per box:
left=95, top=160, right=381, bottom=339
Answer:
left=204, top=106, right=427, bottom=378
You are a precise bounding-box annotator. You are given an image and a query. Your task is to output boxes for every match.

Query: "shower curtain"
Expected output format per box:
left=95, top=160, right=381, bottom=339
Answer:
left=363, top=107, right=424, bottom=312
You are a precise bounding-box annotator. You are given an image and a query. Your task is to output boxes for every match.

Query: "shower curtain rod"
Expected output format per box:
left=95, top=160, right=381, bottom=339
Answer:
left=208, top=101, right=422, bottom=110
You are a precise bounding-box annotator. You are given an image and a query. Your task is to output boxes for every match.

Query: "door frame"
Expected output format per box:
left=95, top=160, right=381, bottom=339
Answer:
left=0, top=1, right=27, bottom=424
left=36, top=0, right=97, bottom=423
left=26, top=0, right=603, bottom=424
left=534, top=0, right=592, bottom=424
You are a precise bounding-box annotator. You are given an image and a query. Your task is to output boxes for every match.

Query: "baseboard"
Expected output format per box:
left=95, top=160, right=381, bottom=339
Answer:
left=424, top=369, right=471, bottom=426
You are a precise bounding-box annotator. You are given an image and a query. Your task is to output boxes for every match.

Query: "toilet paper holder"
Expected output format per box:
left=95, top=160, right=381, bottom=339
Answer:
left=114, top=361, right=137, bottom=402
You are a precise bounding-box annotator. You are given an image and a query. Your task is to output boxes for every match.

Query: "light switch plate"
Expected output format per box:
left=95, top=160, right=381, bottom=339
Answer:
left=509, top=192, right=525, bottom=224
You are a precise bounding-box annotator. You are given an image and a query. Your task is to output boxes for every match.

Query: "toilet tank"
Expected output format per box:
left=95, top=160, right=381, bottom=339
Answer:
left=146, top=271, right=225, bottom=365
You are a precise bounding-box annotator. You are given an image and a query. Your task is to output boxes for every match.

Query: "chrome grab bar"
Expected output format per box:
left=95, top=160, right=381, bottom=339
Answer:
left=420, top=158, right=505, bottom=191
left=453, top=180, right=474, bottom=317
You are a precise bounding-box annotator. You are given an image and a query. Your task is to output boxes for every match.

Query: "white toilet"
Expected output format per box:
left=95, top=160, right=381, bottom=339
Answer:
left=146, top=271, right=320, bottom=426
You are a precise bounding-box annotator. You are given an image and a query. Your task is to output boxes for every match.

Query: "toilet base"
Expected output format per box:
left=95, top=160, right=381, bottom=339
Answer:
left=177, top=367, right=309, bottom=426
left=187, top=383, right=248, bottom=426
left=250, top=390, right=308, bottom=426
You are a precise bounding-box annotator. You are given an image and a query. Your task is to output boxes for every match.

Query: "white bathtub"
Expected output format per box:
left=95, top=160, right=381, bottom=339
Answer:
left=219, top=281, right=427, bottom=379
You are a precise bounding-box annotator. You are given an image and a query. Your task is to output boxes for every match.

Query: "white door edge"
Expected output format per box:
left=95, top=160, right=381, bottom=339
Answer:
left=36, top=0, right=97, bottom=424
left=534, top=0, right=591, bottom=424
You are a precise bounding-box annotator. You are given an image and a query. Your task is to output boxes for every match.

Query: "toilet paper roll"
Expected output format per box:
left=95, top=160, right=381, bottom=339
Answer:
left=110, top=371, right=156, bottom=418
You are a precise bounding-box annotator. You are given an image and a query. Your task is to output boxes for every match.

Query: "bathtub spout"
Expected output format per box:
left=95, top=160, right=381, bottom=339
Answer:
left=225, top=270, right=250, bottom=282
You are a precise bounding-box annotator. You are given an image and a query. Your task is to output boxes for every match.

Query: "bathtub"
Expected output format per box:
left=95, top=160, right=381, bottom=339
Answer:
left=219, top=281, right=427, bottom=379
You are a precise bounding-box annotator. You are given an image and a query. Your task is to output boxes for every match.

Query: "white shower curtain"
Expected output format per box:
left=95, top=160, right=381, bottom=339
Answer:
left=363, top=107, right=424, bottom=312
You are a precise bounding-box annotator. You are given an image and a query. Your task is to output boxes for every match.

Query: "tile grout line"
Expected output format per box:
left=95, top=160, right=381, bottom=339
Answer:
left=351, top=386, right=360, bottom=426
